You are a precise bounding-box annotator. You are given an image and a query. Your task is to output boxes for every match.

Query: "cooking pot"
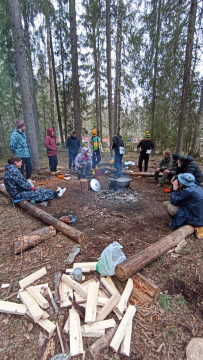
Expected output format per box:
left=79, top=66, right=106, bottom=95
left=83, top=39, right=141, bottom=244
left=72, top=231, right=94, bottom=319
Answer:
left=108, top=178, right=117, bottom=188
left=116, top=177, right=132, bottom=188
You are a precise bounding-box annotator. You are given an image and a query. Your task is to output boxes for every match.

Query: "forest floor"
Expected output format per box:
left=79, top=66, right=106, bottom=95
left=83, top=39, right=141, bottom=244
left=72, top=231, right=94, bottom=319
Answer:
left=0, top=150, right=203, bottom=360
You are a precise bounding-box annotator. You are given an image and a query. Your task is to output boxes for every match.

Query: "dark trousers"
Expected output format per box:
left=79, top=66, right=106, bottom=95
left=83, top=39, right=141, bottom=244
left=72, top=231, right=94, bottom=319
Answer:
left=92, top=150, right=101, bottom=169
left=138, top=153, right=149, bottom=172
left=20, top=157, right=32, bottom=179
left=69, top=151, right=77, bottom=170
left=115, top=151, right=123, bottom=178
left=49, top=155, right=58, bottom=172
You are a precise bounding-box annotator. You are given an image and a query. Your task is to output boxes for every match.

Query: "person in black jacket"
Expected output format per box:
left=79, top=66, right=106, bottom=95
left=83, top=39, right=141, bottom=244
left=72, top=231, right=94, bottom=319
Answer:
left=111, top=134, right=125, bottom=178
left=176, top=155, right=203, bottom=184
left=66, top=131, right=80, bottom=171
left=137, top=131, right=154, bottom=172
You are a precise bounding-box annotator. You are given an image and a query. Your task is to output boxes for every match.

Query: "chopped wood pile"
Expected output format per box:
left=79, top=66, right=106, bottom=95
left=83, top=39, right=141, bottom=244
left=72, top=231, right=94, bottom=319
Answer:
left=0, top=262, right=160, bottom=358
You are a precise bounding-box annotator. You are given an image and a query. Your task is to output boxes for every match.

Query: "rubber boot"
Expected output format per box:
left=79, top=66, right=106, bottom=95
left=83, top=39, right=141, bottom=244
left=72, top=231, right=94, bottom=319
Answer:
left=92, top=169, right=95, bottom=175
left=95, top=165, right=98, bottom=170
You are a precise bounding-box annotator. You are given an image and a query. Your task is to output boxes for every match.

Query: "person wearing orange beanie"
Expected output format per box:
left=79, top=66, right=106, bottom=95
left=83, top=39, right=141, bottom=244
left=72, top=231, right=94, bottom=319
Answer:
left=88, top=129, right=103, bottom=174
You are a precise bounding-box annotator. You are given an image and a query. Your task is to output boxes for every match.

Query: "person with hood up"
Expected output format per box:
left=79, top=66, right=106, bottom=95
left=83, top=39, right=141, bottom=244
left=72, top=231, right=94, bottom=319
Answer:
left=10, top=119, right=32, bottom=179
left=88, top=129, right=103, bottom=175
left=176, top=155, right=203, bottom=184
left=4, top=157, right=66, bottom=203
left=74, top=147, right=92, bottom=178
left=111, top=134, right=125, bottom=178
left=66, top=131, right=80, bottom=171
left=45, top=128, right=58, bottom=172
left=163, top=173, right=203, bottom=229
left=137, top=131, right=154, bottom=172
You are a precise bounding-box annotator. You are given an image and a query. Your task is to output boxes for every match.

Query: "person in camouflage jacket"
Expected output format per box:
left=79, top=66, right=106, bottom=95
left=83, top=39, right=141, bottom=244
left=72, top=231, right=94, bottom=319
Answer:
left=9, top=120, right=32, bottom=179
left=4, top=157, right=66, bottom=202
left=152, top=150, right=172, bottom=186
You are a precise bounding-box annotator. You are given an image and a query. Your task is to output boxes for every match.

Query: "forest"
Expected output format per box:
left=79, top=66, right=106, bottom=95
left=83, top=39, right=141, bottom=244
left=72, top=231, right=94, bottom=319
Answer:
left=0, top=0, right=203, bottom=170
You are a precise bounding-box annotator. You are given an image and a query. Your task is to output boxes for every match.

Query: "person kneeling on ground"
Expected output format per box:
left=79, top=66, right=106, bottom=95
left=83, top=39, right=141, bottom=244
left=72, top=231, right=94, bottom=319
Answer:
left=163, top=173, right=203, bottom=229
left=4, top=157, right=66, bottom=203
left=152, top=150, right=172, bottom=187
left=74, top=147, right=92, bottom=178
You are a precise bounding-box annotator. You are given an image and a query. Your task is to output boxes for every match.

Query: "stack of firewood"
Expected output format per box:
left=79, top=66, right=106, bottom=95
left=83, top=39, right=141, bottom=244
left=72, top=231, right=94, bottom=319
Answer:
left=0, top=263, right=160, bottom=358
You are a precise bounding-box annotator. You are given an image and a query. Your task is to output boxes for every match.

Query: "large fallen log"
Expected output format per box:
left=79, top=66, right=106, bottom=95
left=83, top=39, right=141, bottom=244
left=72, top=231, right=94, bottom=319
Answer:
left=14, top=226, right=56, bottom=254
left=105, top=167, right=157, bottom=177
left=0, top=186, right=85, bottom=244
left=115, top=225, right=194, bottom=281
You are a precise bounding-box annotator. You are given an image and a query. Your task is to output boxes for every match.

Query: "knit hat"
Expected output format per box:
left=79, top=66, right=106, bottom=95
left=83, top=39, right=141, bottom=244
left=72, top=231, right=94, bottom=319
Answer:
left=178, top=173, right=195, bottom=186
left=145, top=131, right=150, bottom=138
left=92, top=128, right=97, bottom=136
left=16, top=119, right=25, bottom=129
left=172, top=153, right=179, bottom=160
left=178, top=155, right=188, bottom=163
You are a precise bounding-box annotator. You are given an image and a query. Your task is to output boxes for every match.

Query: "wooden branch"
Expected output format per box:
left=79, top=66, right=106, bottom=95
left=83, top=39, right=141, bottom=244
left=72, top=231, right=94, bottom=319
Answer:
left=132, top=273, right=160, bottom=300
left=0, top=186, right=85, bottom=244
left=19, top=290, right=44, bottom=323
left=110, top=305, right=137, bottom=352
left=27, top=286, right=49, bottom=309
left=73, top=262, right=97, bottom=271
left=96, top=293, right=120, bottom=321
left=116, top=225, right=195, bottom=281
left=120, top=319, right=133, bottom=357
left=69, top=307, right=84, bottom=356
left=116, top=278, right=133, bottom=315
left=14, top=226, right=56, bottom=254
left=81, top=328, right=105, bottom=338
left=37, top=318, right=57, bottom=337
left=61, top=274, right=88, bottom=299
left=59, top=280, right=72, bottom=308
left=83, top=319, right=116, bottom=334
left=105, top=167, right=156, bottom=176
left=0, top=300, right=26, bottom=315
left=85, top=281, right=99, bottom=323
left=19, top=267, right=47, bottom=289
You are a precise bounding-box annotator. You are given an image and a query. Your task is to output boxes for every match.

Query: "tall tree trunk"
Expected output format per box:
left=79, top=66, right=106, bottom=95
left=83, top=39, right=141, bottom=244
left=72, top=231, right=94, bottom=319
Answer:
left=176, top=0, right=197, bottom=153
left=190, top=79, right=203, bottom=157
left=7, top=0, right=39, bottom=170
left=49, top=28, right=64, bottom=145
left=97, top=29, right=102, bottom=141
left=92, top=25, right=100, bottom=135
left=0, top=114, right=6, bottom=148
left=151, top=0, right=161, bottom=140
left=69, top=0, right=81, bottom=140
left=58, top=0, right=68, bottom=141
left=22, top=8, right=41, bottom=140
left=114, top=0, right=123, bottom=135
left=47, top=25, right=55, bottom=128
left=106, top=0, right=113, bottom=153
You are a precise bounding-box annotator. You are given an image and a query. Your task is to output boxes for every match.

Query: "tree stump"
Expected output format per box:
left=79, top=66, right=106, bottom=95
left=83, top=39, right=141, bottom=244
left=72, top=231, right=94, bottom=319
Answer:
left=80, top=179, right=88, bottom=194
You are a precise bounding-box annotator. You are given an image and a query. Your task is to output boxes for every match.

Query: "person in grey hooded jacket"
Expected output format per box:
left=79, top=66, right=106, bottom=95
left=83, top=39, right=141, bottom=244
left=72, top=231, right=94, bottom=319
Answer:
left=74, top=147, right=92, bottom=178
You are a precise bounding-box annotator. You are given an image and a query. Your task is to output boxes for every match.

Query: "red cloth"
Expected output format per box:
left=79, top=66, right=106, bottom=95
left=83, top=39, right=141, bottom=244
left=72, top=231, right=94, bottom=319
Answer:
left=31, top=187, right=35, bottom=191
left=82, top=156, right=88, bottom=160
left=45, top=129, right=57, bottom=157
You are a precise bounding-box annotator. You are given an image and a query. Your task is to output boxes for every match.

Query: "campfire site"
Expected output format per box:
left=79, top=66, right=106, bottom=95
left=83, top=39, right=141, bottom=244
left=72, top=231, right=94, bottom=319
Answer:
left=0, top=152, right=203, bottom=360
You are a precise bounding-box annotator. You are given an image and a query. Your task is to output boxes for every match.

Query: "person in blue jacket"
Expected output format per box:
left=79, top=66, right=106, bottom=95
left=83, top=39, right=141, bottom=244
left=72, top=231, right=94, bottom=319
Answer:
left=10, top=120, right=32, bottom=179
left=4, top=157, right=66, bottom=202
left=164, top=173, right=203, bottom=229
